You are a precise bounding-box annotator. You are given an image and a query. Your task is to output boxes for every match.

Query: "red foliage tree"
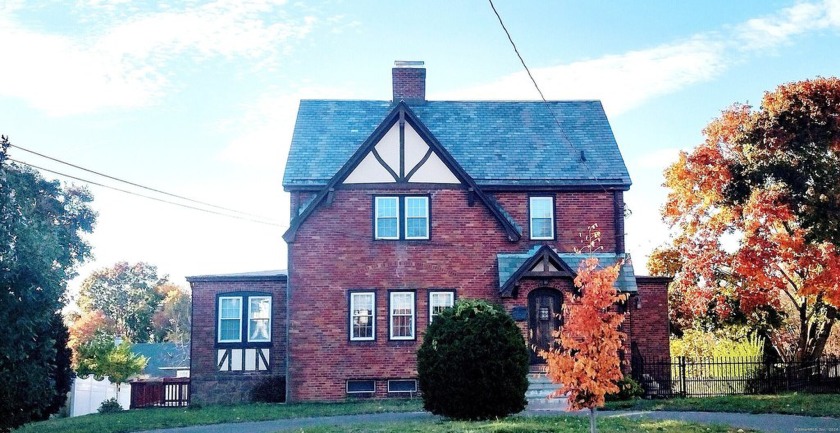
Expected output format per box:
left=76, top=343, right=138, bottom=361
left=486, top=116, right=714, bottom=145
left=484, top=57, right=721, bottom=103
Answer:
left=543, top=257, right=626, bottom=433
left=661, top=78, right=840, bottom=362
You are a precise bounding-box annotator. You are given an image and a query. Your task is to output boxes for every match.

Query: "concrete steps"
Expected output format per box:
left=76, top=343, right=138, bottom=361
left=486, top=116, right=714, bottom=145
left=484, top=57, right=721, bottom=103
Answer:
left=525, top=366, right=568, bottom=411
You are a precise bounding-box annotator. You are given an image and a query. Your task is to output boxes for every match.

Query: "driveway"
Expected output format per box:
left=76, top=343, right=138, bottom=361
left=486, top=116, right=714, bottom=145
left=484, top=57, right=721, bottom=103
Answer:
left=146, top=409, right=840, bottom=433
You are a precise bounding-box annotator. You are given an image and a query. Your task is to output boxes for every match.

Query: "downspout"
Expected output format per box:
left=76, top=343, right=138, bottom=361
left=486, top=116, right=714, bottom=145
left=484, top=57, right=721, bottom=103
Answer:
left=284, top=243, right=293, bottom=403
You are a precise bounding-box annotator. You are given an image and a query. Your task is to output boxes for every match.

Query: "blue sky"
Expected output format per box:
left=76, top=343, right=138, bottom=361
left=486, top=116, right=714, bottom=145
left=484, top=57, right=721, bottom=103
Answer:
left=2, top=0, right=839, bottom=295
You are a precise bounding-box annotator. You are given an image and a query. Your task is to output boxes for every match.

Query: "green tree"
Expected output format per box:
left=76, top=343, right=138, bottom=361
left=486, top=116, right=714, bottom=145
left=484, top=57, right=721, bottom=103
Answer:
left=76, top=339, right=147, bottom=402
left=0, top=135, right=95, bottom=431
left=78, top=262, right=167, bottom=342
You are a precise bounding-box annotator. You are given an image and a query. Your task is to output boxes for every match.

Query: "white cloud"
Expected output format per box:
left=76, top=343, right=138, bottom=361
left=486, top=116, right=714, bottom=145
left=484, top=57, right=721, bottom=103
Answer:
left=436, top=0, right=840, bottom=117
left=435, top=36, right=725, bottom=116
left=216, top=86, right=356, bottom=169
left=0, top=1, right=316, bottom=116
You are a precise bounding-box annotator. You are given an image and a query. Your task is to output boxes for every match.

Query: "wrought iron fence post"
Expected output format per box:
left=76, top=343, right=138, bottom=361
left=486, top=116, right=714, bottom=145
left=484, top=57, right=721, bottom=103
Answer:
left=679, top=356, right=687, bottom=398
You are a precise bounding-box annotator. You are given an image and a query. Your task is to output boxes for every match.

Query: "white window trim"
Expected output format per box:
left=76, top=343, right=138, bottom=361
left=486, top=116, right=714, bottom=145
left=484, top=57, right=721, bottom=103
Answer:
left=218, top=296, right=243, bottom=343
left=404, top=196, right=429, bottom=240
left=389, top=291, right=415, bottom=340
left=247, top=296, right=272, bottom=343
left=350, top=292, right=376, bottom=341
left=529, top=196, right=555, bottom=240
left=375, top=196, right=400, bottom=240
left=429, top=291, right=455, bottom=323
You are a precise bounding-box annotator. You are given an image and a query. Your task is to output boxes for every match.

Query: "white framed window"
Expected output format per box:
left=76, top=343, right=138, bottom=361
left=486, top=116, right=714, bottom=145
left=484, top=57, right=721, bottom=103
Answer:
left=248, top=296, right=271, bottom=342
left=389, top=291, right=415, bottom=340
left=350, top=292, right=375, bottom=341
left=429, top=291, right=455, bottom=323
left=404, top=196, right=429, bottom=239
left=375, top=197, right=399, bottom=239
left=530, top=196, right=555, bottom=240
left=218, top=297, right=242, bottom=343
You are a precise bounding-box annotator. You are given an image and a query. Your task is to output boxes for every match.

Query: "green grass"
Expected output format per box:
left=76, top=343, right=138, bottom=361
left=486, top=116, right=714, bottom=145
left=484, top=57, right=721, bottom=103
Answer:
left=14, top=400, right=423, bottom=433
left=286, top=415, right=757, bottom=433
left=604, top=393, right=840, bottom=418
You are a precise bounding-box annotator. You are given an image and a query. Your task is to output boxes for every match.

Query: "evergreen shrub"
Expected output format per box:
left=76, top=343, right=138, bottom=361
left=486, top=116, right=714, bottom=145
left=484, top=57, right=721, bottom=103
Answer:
left=417, top=299, right=529, bottom=420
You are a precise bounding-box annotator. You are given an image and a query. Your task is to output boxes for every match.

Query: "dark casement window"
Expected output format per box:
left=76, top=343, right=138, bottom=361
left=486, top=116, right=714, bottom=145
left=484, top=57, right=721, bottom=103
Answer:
left=529, top=196, right=555, bottom=240
left=388, top=379, right=418, bottom=394
left=429, top=290, right=455, bottom=323
left=346, top=379, right=376, bottom=394
left=217, top=294, right=272, bottom=343
left=374, top=196, right=429, bottom=240
left=389, top=291, right=415, bottom=340
left=349, top=292, right=375, bottom=341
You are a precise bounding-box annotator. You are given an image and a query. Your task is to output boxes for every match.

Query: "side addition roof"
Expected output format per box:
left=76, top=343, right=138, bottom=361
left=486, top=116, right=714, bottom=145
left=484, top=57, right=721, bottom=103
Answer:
left=283, top=100, right=631, bottom=190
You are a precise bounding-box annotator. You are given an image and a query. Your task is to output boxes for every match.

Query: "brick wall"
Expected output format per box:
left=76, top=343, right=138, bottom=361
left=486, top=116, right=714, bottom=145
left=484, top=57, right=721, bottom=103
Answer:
left=287, top=187, right=623, bottom=401
left=628, top=277, right=671, bottom=361
left=190, top=278, right=287, bottom=405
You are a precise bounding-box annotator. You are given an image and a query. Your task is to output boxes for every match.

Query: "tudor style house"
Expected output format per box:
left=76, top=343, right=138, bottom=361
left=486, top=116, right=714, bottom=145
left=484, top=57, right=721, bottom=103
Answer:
left=187, top=62, right=670, bottom=404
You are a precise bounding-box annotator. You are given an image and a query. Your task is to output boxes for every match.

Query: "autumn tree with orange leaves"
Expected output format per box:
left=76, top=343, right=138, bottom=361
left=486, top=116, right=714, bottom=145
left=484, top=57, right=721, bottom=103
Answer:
left=660, top=77, right=840, bottom=363
left=543, top=257, right=626, bottom=433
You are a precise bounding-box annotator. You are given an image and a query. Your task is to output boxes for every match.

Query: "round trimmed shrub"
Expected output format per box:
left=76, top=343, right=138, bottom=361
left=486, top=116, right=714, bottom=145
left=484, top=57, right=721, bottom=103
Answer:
left=417, top=299, right=529, bottom=420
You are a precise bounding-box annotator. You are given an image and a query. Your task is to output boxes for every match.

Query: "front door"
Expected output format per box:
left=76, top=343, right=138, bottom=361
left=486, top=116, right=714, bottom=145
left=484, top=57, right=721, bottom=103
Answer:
left=528, top=288, right=563, bottom=364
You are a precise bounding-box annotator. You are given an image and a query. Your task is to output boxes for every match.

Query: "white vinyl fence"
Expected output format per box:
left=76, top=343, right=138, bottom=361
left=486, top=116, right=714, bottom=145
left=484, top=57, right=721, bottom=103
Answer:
left=69, top=376, right=131, bottom=417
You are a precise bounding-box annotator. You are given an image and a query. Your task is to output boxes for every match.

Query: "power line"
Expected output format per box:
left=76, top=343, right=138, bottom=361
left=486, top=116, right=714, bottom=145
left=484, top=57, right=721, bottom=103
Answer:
left=487, top=0, right=610, bottom=194
left=9, top=158, right=285, bottom=228
left=9, top=143, right=274, bottom=220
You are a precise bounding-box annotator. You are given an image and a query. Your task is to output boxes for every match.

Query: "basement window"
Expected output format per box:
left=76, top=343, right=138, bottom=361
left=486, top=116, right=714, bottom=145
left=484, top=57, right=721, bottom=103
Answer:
left=346, top=379, right=376, bottom=395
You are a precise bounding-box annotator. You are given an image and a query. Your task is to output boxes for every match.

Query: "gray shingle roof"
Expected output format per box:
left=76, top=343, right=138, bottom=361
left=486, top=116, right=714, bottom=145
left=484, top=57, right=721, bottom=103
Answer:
left=186, top=270, right=287, bottom=283
left=283, top=100, right=631, bottom=189
left=131, top=343, right=189, bottom=378
left=497, top=246, right=637, bottom=293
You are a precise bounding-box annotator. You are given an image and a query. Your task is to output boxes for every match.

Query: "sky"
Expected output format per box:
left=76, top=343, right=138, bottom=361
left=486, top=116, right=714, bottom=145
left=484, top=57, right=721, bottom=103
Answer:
left=2, top=0, right=839, bottom=298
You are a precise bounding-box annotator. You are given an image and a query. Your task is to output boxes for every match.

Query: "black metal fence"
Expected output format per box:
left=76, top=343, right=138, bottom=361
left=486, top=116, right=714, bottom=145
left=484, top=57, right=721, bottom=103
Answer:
left=631, top=355, right=840, bottom=397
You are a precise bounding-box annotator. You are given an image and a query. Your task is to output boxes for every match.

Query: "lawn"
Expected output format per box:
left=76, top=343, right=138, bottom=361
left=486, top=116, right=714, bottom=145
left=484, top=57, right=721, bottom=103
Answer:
left=14, top=400, right=423, bottom=433
left=604, top=392, right=840, bottom=418
left=287, top=415, right=757, bottom=433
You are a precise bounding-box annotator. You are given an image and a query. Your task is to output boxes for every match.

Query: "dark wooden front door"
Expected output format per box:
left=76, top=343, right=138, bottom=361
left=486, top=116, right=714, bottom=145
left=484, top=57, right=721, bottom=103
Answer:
left=528, top=288, right=562, bottom=364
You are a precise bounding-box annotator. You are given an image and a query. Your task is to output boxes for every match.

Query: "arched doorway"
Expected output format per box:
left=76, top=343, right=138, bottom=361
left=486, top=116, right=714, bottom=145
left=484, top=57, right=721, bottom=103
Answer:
left=528, top=287, right=563, bottom=364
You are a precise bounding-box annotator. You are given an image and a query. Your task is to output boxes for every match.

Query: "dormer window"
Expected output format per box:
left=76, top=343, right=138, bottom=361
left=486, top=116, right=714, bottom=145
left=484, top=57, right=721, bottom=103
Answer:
left=374, top=196, right=429, bottom=240
left=529, top=196, right=555, bottom=240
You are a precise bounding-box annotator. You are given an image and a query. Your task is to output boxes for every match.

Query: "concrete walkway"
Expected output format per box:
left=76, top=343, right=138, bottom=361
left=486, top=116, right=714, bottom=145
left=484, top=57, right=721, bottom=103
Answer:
left=146, top=409, right=840, bottom=433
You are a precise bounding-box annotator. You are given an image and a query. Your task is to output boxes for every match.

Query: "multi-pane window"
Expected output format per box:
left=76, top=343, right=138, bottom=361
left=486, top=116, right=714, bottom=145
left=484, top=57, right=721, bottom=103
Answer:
left=529, top=196, right=555, bottom=240
left=375, top=197, right=399, bottom=239
left=218, top=297, right=242, bottom=342
left=404, top=197, right=429, bottom=239
left=248, top=296, right=271, bottom=342
left=217, top=294, right=272, bottom=343
left=350, top=292, right=375, bottom=341
left=429, top=291, right=455, bottom=323
left=374, top=196, right=429, bottom=240
left=389, top=292, right=415, bottom=340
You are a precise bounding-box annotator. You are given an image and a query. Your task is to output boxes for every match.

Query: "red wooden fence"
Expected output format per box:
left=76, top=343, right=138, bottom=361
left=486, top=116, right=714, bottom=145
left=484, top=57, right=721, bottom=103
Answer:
left=129, top=377, right=190, bottom=409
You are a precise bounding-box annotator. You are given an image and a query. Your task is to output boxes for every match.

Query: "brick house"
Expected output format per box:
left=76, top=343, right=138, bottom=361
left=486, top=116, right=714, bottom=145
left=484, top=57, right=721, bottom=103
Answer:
left=188, top=62, right=670, bottom=404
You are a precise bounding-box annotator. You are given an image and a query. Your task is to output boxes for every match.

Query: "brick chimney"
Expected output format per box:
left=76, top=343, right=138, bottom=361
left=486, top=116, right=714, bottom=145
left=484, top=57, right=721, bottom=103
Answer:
left=392, top=60, right=426, bottom=103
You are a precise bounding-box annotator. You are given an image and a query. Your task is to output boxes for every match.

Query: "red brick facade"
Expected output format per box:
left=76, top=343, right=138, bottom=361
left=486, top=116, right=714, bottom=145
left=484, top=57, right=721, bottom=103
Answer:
left=188, top=276, right=286, bottom=405
left=284, top=187, right=670, bottom=401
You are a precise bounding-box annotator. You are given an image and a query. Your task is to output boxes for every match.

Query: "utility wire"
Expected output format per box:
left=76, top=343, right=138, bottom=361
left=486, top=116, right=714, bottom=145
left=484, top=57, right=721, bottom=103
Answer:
left=487, top=0, right=610, bottom=194
left=9, top=143, right=274, bottom=220
left=9, top=158, right=285, bottom=228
